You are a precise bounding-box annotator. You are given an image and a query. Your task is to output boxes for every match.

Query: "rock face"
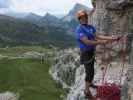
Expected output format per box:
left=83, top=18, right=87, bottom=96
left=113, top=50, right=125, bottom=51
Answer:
left=49, top=48, right=80, bottom=88
left=50, top=48, right=129, bottom=100
left=90, top=0, right=133, bottom=34
left=90, top=0, right=133, bottom=99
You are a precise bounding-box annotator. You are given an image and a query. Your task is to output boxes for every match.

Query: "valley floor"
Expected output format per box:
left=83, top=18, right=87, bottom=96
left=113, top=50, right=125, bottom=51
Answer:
left=0, top=46, right=65, bottom=100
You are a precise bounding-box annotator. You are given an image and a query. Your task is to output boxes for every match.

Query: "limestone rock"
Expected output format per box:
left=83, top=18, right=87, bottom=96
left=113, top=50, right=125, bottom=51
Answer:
left=90, top=0, right=133, bottom=99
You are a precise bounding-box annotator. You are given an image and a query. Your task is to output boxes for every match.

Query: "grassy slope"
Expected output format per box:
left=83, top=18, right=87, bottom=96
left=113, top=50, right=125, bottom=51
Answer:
left=0, top=47, right=64, bottom=100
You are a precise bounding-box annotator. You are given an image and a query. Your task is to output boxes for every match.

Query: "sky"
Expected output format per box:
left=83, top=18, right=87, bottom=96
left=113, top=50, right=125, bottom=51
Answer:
left=0, top=0, right=92, bottom=16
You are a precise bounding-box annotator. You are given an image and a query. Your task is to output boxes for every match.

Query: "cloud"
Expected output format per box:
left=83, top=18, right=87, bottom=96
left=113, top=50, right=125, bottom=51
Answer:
left=2, top=0, right=92, bottom=15
left=0, top=0, right=11, bottom=8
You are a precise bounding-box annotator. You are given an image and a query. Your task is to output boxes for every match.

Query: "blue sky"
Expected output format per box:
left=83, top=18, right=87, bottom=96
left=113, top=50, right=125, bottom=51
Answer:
left=0, top=0, right=92, bottom=15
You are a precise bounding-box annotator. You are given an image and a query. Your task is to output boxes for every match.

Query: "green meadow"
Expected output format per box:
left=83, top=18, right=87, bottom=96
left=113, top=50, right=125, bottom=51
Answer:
left=0, top=46, right=64, bottom=100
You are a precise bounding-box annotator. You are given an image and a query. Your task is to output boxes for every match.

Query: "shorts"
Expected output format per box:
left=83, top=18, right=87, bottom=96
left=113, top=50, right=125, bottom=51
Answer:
left=80, top=49, right=95, bottom=82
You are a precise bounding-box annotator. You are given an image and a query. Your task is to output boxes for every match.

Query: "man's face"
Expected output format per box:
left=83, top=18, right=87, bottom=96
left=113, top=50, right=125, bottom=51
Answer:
left=79, top=15, right=88, bottom=24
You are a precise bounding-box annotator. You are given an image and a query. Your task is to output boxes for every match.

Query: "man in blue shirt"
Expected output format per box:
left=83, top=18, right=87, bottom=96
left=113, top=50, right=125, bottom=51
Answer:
left=75, top=10, right=119, bottom=100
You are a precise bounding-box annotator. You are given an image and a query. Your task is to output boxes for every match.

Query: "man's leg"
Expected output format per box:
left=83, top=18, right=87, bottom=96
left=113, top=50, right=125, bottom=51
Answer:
left=84, top=61, right=95, bottom=99
left=85, top=81, right=93, bottom=98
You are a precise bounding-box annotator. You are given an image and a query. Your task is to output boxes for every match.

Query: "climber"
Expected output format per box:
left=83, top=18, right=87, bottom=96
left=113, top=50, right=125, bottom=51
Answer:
left=75, top=7, right=119, bottom=100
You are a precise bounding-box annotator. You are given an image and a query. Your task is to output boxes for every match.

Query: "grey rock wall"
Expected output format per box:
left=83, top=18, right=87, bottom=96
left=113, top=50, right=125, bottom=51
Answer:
left=90, top=0, right=133, bottom=99
left=90, top=0, right=133, bottom=34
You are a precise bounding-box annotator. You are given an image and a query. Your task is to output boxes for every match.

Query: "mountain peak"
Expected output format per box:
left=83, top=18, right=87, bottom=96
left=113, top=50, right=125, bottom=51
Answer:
left=72, top=3, right=90, bottom=13
left=43, top=12, right=59, bottom=20
left=44, top=13, right=58, bottom=19
left=62, top=3, right=90, bottom=22
left=45, top=12, right=51, bottom=16
left=74, top=3, right=85, bottom=8
left=39, top=12, right=61, bottom=26
left=28, top=12, right=37, bottom=16
left=26, top=12, right=41, bottom=18
left=23, top=12, right=42, bottom=23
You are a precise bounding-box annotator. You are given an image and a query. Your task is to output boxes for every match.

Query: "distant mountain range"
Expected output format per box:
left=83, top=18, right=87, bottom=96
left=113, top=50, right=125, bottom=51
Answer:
left=38, top=13, right=63, bottom=27
left=23, top=13, right=42, bottom=23
left=0, top=3, right=90, bottom=48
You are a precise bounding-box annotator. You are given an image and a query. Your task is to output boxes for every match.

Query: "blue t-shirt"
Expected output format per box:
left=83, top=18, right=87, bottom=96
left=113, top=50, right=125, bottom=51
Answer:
left=75, top=24, right=96, bottom=51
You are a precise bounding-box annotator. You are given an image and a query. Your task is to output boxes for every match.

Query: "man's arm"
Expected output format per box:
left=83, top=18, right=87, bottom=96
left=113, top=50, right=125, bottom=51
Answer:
left=95, top=32, right=118, bottom=41
left=80, top=36, right=108, bottom=46
left=96, top=35, right=116, bottom=40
